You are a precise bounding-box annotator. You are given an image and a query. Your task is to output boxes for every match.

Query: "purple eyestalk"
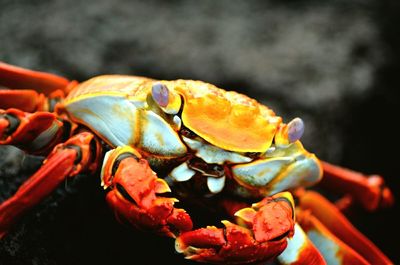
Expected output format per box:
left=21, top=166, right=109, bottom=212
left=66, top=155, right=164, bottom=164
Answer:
left=151, top=83, right=169, bottom=107
left=287, top=117, right=304, bottom=143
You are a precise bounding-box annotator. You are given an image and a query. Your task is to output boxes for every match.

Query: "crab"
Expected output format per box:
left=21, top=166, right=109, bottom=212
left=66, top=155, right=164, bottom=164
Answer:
left=0, top=61, right=394, bottom=265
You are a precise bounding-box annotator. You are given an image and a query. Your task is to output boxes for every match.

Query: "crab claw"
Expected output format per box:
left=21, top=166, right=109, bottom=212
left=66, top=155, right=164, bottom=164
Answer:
left=175, top=192, right=295, bottom=264
left=104, top=147, right=193, bottom=238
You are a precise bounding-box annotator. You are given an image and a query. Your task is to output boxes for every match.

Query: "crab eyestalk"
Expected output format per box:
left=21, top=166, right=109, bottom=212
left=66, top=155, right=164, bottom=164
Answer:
left=274, top=117, right=304, bottom=147
left=151, top=83, right=181, bottom=114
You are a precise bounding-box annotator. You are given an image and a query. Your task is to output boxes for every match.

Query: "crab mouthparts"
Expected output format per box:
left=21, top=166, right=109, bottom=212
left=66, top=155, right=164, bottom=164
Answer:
left=168, top=158, right=227, bottom=195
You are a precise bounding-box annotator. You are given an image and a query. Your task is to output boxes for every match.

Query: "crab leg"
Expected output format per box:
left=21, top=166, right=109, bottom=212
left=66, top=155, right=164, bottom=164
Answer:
left=297, top=190, right=393, bottom=265
left=175, top=192, right=295, bottom=264
left=101, top=146, right=193, bottom=238
left=0, top=132, right=101, bottom=238
left=0, top=88, right=66, bottom=113
left=320, top=161, right=393, bottom=211
left=0, top=108, right=71, bottom=154
left=296, top=208, right=370, bottom=265
left=277, top=223, right=326, bottom=265
left=0, top=89, right=49, bottom=112
left=0, top=61, right=75, bottom=95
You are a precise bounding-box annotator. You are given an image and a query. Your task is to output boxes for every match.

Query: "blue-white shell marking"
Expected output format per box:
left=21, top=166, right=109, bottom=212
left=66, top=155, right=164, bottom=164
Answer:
left=232, top=157, right=294, bottom=187
left=278, top=224, right=309, bottom=264
left=65, top=95, right=187, bottom=157
left=231, top=142, right=322, bottom=196
left=307, top=229, right=342, bottom=265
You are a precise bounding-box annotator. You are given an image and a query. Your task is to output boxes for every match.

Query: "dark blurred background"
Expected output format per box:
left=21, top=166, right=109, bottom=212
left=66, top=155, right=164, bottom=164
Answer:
left=0, top=0, right=399, bottom=264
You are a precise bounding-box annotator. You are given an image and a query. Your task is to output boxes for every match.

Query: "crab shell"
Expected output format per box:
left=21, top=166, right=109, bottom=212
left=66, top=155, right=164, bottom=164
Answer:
left=170, top=79, right=281, bottom=152
left=60, top=75, right=321, bottom=196
left=63, top=76, right=281, bottom=153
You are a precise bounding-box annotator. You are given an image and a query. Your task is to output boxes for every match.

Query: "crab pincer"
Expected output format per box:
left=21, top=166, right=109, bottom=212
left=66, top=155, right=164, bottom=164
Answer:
left=102, top=146, right=193, bottom=238
left=175, top=192, right=295, bottom=264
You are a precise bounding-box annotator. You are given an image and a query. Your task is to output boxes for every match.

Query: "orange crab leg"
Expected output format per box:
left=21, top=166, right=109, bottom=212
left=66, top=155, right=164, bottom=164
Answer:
left=0, top=89, right=48, bottom=112
left=0, top=108, right=70, bottom=154
left=320, top=161, right=394, bottom=211
left=277, top=223, right=326, bottom=265
left=0, top=132, right=100, bottom=238
left=296, top=208, right=370, bottom=265
left=0, top=61, right=74, bottom=95
left=102, top=146, right=193, bottom=238
left=297, top=190, right=393, bottom=265
left=0, top=88, right=66, bottom=112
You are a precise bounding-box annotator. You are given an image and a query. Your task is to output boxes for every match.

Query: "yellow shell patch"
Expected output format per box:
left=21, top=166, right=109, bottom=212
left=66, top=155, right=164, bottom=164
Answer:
left=168, top=80, right=281, bottom=153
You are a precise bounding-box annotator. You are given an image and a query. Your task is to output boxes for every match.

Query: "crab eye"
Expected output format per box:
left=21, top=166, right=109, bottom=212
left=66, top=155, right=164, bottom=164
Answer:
left=152, top=83, right=169, bottom=108
left=287, top=117, right=304, bottom=143
left=151, top=82, right=181, bottom=114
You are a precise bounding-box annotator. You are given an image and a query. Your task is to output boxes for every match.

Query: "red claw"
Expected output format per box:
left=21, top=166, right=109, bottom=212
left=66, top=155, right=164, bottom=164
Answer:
left=167, top=208, right=193, bottom=233
left=176, top=192, right=295, bottom=264
left=176, top=222, right=289, bottom=264
left=105, top=154, right=193, bottom=238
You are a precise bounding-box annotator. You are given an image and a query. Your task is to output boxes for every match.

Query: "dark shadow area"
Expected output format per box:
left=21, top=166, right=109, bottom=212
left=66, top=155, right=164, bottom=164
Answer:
left=339, top=1, right=400, bottom=262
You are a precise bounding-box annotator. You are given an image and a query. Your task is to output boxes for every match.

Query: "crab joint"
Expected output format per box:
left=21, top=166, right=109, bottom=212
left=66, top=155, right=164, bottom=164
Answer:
left=0, top=113, right=20, bottom=139
left=100, top=146, right=142, bottom=189
left=55, top=132, right=100, bottom=176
